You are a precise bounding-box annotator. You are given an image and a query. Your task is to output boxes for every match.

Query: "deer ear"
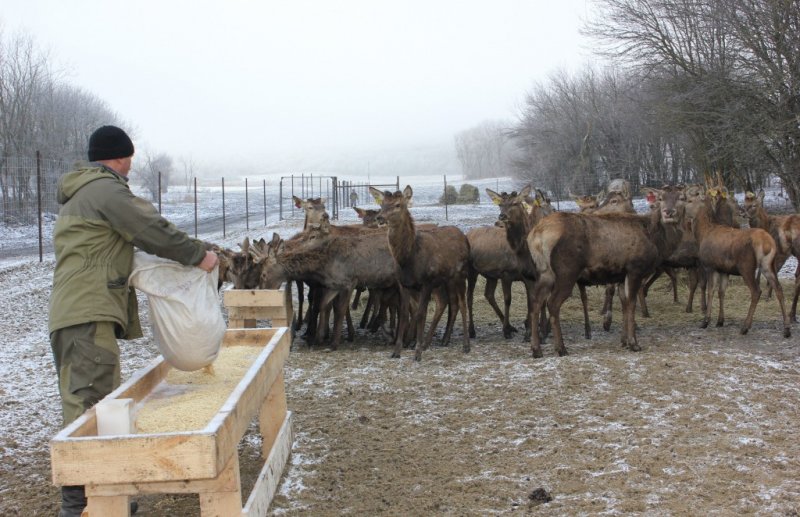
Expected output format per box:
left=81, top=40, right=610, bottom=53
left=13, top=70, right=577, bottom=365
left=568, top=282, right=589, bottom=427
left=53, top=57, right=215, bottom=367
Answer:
left=354, top=207, right=364, bottom=218
left=292, top=196, right=302, bottom=208
left=369, top=187, right=383, bottom=204
left=403, top=185, right=413, bottom=200
left=519, top=185, right=532, bottom=198
left=486, top=189, right=502, bottom=205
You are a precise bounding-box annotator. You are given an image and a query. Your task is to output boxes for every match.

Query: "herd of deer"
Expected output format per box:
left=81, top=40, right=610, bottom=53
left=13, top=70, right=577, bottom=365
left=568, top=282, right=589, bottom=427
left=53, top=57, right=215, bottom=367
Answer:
left=208, top=181, right=799, bottom=361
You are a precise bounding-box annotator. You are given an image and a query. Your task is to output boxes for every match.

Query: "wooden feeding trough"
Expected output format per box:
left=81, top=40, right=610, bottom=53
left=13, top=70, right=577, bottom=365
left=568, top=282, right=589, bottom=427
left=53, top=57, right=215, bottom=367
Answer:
left=224, top=287, right=293, bottom=329
left=50, top=327, right=293, bottom=517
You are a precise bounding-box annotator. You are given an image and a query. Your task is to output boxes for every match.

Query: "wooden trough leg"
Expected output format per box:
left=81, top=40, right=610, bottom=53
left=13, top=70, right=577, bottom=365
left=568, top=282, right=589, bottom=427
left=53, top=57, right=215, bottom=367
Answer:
left=84, top=495, right=130, bottom=517
left=198, top=454, right=242, bottom=516
left=260, top=371, right=287, bottom=454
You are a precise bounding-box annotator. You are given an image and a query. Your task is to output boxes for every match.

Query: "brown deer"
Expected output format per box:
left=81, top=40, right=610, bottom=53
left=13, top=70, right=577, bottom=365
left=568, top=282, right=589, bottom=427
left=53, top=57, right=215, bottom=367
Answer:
left=684, top=187, right=791, bottom=337
left=370, top=186, right=470, bottom=361
left=226, top=236, right=268, bottom=289
left=256, top=226, right=395, bottom=350
left=466, top=189, right=553, bottom=339
left=527, top=186, right=687, bottom=357
left=485, top=186, right=559, bottom=340
left=742, top=189, right=800, bottom=321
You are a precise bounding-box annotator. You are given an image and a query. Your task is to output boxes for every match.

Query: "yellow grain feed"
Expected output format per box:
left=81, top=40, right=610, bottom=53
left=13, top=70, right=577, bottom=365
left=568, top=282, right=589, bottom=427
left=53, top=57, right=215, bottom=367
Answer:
left=136, top=346, right=260, bottom=433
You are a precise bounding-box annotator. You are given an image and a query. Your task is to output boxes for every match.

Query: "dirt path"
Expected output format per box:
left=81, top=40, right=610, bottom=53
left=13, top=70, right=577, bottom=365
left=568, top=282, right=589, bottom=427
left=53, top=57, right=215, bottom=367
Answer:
left=1, top=259, right=798, bottom=516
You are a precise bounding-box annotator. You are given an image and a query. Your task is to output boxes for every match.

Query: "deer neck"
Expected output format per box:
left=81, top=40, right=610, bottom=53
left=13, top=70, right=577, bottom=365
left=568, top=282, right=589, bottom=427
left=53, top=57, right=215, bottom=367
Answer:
left=386, top=209, right=417, bottom=265
left=748, top=205, right=770, bottom=231
left=691, top=205, right=715, bottom=243
left=504, top=211, right=531, bottom=256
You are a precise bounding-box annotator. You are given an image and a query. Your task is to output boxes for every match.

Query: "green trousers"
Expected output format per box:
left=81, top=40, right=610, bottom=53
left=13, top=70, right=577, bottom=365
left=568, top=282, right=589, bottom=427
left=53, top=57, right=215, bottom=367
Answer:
left=50, top=321, right=121, bottom=426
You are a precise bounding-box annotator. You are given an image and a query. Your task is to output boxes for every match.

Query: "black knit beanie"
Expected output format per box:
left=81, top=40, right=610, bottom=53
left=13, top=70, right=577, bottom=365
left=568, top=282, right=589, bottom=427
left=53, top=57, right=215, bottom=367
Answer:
left=87, top=125, right=134, bottom=161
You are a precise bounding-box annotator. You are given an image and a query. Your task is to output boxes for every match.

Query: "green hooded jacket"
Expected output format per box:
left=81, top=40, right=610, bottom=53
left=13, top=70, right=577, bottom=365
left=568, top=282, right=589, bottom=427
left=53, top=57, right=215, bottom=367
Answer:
left=48, top=165, right=206, bottom=337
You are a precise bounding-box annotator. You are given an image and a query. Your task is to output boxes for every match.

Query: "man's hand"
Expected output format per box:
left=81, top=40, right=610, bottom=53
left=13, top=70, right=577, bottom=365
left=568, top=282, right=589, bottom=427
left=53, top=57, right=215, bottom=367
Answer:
left=197, top=250, right=218, bottom=272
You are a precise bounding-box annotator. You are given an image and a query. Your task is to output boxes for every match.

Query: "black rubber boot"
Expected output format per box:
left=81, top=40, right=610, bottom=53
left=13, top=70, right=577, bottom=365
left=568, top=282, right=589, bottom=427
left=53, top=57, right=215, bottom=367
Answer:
left=57, top=485, right=86, bottom=517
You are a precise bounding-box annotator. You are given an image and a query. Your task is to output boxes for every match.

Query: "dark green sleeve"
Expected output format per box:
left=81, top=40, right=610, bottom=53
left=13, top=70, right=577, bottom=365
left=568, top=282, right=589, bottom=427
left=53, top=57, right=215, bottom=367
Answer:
left=99, top=181, right=206, bottom=266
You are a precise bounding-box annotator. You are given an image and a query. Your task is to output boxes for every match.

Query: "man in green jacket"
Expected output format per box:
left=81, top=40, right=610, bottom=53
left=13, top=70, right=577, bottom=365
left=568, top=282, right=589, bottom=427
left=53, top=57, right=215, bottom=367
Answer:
left=48, top=125, right=218, bottom=517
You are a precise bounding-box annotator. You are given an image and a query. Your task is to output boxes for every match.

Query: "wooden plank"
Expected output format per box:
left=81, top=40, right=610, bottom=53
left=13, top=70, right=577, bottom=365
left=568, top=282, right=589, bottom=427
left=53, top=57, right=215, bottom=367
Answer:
left=242, top=411, right=294, bottom=517
left=52, top=432, right=218, bottom=485
left=199, top=454, right=243, bottom=516
left=85, top=495, right=130, bottom=516
left=224, top=289, right=285, bottom=308
left=259, top=372, right=287, bottom=456
left=208, top=329, right=291, bottom=476
left=228, top=306, right=287, bottom=320
left=222, top=328, right=277, bottom=347
left=86, top=449, right=240, bottom=496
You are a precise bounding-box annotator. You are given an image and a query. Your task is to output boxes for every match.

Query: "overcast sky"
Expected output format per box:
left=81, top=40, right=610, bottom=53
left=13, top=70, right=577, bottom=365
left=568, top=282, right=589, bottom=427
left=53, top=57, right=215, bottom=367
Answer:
left=3, top=0, right=594, bottom=172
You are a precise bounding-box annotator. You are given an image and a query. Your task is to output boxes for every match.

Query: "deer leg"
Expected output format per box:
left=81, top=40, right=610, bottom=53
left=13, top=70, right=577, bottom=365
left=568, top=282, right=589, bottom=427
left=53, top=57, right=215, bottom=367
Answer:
left=716, top=274, right=729, bottom=327
left=602, top=284, right=615, bottom=331
left=701, top=270, right=716, bottom=329
left=316, top=289, right=339, bottom=349
left=414, top=285, right=435, bottom=361
left=427, top=287, right=449, bottom=348
left=457, top=278, right=470, bottom=353
left=686, top=268, right=698, bottom=313
left=760, top=259, right=790, bottom=337
left=467, top=269, right=478, bottom=339
left=791, top=263, right=800, bottom=324
left=499, top=279, right=517, bottom=338
left=359, top=289, right=375, bottom=329
left=547, top=281, right=574, bottom=357
left=529, top=276, right=550, bottom=358
left=352, top=287, right=363, bottom=310
left=578, top=284, right=591, bottom=339
left=483, top=277, right=505, bottom=326
left=345, top=304, right=355, bottom=342
left=294, top=280, right=304, bottom=331
left=666, top=266, right=679, bottom=303
left=391, top=287, right=410, bottom=358
left=640, top=270, right=661, bottom=317
left=334, top=290, right=353, bottom=349
left=623, top=276, right=644, bottom=352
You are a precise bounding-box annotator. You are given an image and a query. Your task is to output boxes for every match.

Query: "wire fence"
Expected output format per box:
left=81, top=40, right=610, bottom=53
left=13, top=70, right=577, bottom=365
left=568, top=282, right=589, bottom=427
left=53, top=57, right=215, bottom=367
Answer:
left=1, top=154, right=515, bottom=261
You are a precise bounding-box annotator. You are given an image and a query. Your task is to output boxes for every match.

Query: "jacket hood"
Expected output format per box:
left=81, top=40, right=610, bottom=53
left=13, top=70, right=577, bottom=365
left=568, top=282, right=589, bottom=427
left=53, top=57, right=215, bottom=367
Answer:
left=57, top=166, right=121, bottom=204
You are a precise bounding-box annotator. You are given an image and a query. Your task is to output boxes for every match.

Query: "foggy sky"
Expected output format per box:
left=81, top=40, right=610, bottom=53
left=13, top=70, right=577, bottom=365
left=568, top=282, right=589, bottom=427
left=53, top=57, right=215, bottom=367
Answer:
left=3, top=0, right=593, bottom=174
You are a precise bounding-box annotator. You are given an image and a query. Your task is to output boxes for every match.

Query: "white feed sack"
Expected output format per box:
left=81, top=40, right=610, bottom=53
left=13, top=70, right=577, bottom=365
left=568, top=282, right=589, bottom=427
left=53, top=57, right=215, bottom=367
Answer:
left=129, top=252, right=225, bottom=371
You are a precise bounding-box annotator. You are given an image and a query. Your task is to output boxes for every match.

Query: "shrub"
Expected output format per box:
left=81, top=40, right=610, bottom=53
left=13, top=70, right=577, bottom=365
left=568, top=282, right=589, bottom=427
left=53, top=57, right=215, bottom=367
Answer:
left=439, top=185, right=458, bottom=204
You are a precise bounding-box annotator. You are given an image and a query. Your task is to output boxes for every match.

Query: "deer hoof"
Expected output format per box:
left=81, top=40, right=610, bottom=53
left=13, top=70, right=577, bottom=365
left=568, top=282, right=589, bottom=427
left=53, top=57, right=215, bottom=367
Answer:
left=463, top=345, right=470, bottom=354
left=716, top=321, right=724, bottom=328
left=740, top=327, right=749, bottom=335
left=390, top=352, right=401, bottom=359
left=469, top=329, right=476, bottom=339
left=629, top=343, right=642, bottom=352
left=557, top=348, right=568, bottom=357
left=700, top=320, right=709, bottom=329
left=783, top=327, right=791, bottom=338
left=414, top=352, right=423, bottom=362
left=531, top=349, right=543, bottom=359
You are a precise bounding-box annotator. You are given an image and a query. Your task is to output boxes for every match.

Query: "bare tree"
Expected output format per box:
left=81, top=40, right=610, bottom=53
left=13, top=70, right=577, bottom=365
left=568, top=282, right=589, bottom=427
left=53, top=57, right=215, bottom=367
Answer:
left=454, top=120, right=513, bottom=179
left=133, top=151, right=173, bottom=201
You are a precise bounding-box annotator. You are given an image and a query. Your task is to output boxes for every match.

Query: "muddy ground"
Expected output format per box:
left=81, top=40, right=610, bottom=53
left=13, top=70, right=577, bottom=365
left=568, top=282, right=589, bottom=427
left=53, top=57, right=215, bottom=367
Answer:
left=1, top=260, right=798, bottom=516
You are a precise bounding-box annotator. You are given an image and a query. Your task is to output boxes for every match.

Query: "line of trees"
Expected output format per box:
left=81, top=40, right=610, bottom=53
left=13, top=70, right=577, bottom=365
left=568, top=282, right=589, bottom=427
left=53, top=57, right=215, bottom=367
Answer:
left=456, top=0, right=800, bottom=210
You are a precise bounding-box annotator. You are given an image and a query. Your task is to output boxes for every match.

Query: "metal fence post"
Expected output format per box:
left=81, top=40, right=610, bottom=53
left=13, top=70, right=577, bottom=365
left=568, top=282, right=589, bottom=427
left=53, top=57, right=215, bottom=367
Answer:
left=158, top=170, right=162, bottom=214
left=245, top=178, right=249, bottom=231
left=36, top=151, right=43, bottom=262
left=263, top=179, right=267, bottom=226
left=193, top=177, right=198, bottom=238
left=222, top=177, right=226, bottom=238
